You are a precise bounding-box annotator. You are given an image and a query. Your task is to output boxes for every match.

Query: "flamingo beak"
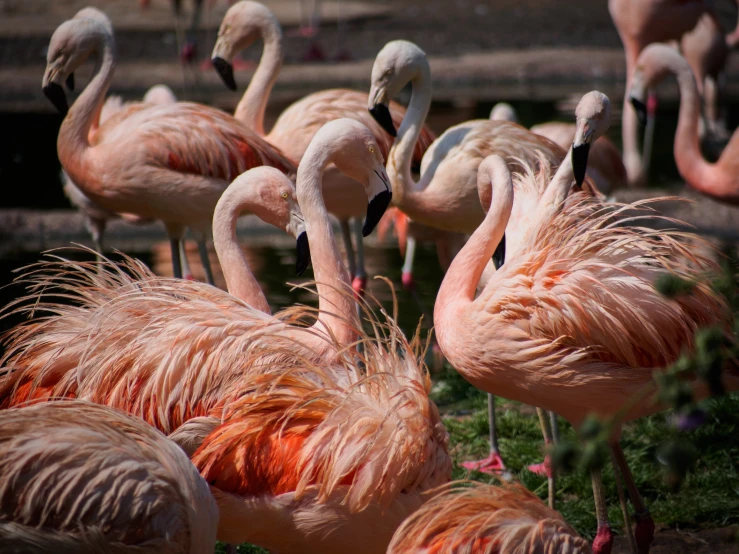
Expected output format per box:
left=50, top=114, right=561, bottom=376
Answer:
left=363, top=166, right=392, bottom=237
left=492, top=233, right=506, bottom=269
left=43, top=82, right=69, bottom=115
left=369, top=103, right=396, bottom=137
left=65, top=73, right=75, bottom=92
left=212, top=56, right=237, bottom=91
left=572, top=143, right=590, bottom=189
left=295, top=231, right=311, bottom=276
left=630, top=96, right=648, bottom=127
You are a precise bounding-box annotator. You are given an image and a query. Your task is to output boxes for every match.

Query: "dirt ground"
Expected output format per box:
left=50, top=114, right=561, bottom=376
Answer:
left=614, top=527, right=739, bottom=553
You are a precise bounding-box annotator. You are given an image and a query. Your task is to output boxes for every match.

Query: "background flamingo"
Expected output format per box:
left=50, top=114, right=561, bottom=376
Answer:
left=387, top=482, right=590, bottom=554
left=42, top=14, right=295, bottom=283
left=0, top=400, right=217, bottom=553
left=0, top=119, right=391, bottom=431
left=211, top=0, right=435, bottom=295
left=608, top=0, right=707, bottom=186
left=434, top=151, right=736, bottom=554
left=630, top=44, right=739, bottom=205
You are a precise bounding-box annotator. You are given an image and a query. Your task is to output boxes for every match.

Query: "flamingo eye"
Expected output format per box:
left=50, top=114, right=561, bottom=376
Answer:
left=369, top=146, right=375, bottom=154
left=281, top=191, right=288, bottom=199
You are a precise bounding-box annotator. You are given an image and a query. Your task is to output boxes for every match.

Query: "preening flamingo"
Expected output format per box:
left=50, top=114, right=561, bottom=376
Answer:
left=210, top=0, right=434, bottom=294
left=42, top=14, right=295, bottom=283
left=433, top=153, right=736, bottom=554
left=608, top=0, right=706, bottom=186
left=490, top=102, right=627, bottom=195
left=183, top=318, right=452, bottom=552
left=0, top=400, right=217, bottom=553
left=368, top=39, right=600, bottom=476
left=0, top=119, right=391, bottom=431
left=630, top=44, right=739, bottom=205
left=387, top=482, right=590, bottom=554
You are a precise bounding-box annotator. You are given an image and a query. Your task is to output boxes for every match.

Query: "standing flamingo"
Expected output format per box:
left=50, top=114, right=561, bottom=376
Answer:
left=608, top=0, right=706, bottom=186
left=210, top=0, right=434, bottom=295
left=0, top=400, right=217, bottom=553
left=630, top=44, right=739, bottom=205
left=433, top=152, right=735, bottom=554
left=42, top=14, right=297, bottom=283
left=387, top=482, right=590, bottom=554
left=367, top=39, right=600, bottom=477
left=0, top=119, right=391, bottom=432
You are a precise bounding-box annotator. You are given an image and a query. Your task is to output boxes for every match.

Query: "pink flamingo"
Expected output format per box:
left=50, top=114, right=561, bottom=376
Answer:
left=630, top=44, right=739, bottom=205
left=387, top=482, right=590, bottom=554
left=368, top=39, right=601, bottom=477
left=608, top=0, right=707, bottom=186
left=490, top=102, right=627, bottom=196
left=210, top=0, right=435, bottom=295
left=0, top=119, right=391, bottom=431
left=42, top=14, right=300, bottom=283
left=0, top=400, right=217, bottom=553
left=433, top=147, right=735, bottom=553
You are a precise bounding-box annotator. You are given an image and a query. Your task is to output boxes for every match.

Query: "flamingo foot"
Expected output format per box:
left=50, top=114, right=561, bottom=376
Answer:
left=352, top=276, right=367, bottom=299
left=527, top=454, right=553, bottom=477
left=634, top=510, right=655, bottom=554
left=401, top=271, right=415, bottom=291
left=461, top=451, right=506, bottom=474
left=592, top=524, right=614, bottom=554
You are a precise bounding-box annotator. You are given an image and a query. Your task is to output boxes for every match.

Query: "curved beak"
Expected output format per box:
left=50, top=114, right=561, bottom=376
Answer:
left=368, top=84, right=396, bottom=137
left=295, top=231, right=310, bottom=276
left=43, top=82, right=69, bottom=115
left=630, top=96, right=648, bottom=127
left=363, top=165, right=392, bottom=237
left=572, top=120, right=595, bottom=188
left=212, top=56, right=237, bottom=91
left=65, top=73, right=75, bottom=92
left=492, top=233, right=506, bottom=270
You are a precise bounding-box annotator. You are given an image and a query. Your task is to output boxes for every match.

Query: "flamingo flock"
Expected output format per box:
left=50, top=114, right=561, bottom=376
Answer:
left=1, top=2, right=738, bottom=554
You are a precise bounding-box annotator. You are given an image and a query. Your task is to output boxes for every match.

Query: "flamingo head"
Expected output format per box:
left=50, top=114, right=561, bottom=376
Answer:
left=572, top=90, right=611, bottom=188
left=368, top=40, right=428, bottom=137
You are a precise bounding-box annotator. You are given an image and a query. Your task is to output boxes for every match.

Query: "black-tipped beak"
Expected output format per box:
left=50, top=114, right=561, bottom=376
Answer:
left=212, top=56, right=237, bottom=91
left=369, top=104, right=396, bottom=137
left=572, top=142, right=590, bottom=188
left=65, top=73, right=75, bottom=92
left=363, top=190, right=392, bottom=237
left=492, top=233, right=506, bottom=270
left=630, top=96, right=648, bottom=127
left=43, top=82, right=68, bottom=115
left=295, top=231, right=310, bottom=276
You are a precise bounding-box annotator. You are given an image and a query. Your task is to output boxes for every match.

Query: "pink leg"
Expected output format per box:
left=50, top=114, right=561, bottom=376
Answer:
left=461, top=394, right=506, bottom=475
left=591, top=467, right=614, bottom=554
left=528, top=407, right=555, bottom=508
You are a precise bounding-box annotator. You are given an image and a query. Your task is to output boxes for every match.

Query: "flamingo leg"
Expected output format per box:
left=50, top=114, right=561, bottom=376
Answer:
left=196, top=236, right=215, bottom=285
left=550, top=411, right=561, bottom=444
left=170, top=238, right=183, bottom=280
left=641, top=90, right=657, bottom=178
left=528, top=407, right=555, bottom=508
left=611, top=441, right=654, bottom=554
left=401, top=235, right=417, bottom=291
left=460, top=394, right=506, bottom=475
left=351, top=218, right=367, bottom=297
left=591, top=467, right=614, bottom=554
left=610, top=448, right=638, bottom=554
left=87, top=217, right=106, bottom=268
left=179, top=241, right=194, bottom=280
left=339, top=219, right=357, bottom=278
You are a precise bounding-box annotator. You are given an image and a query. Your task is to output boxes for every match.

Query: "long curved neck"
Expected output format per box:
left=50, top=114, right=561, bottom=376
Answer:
left=537, top=146, right=574, bottom=222
left=58, top=36, right=115, bottom=169
left=671, top=59, right=712, bottom=193
left=435, top=172, right=513, bottom=316
left=212, top=195, right=271, bottom=314
left=387, top=64, right=432, bottom=211
left=233, top=22, right=282, bottom=135
left=298, top=154, right=357, bottom=344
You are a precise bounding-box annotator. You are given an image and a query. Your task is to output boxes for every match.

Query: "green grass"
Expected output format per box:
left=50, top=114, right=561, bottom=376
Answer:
left=433, top=366, right=739, bottom=539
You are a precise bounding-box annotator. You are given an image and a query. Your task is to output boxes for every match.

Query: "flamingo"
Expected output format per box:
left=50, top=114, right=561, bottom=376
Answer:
left=42, top=14, right=297, bottom=284
left=387, top=482, right=590, bottom=554
left=210, top=0, right=435, bottom=295
left=0, top=400, right=217, bottom=553
left=490, top=103, right=627, bottom=195
left=181, top=318, right=452, bottom=552
left=630, top=44, right=739, bottom=205
left=608, top=0, right=707, bottom=186
left=433, top=151, right=735, bottom=553
left=367, top=39, right=601, bottom=477
left=0, top=119, right=391, bottom=433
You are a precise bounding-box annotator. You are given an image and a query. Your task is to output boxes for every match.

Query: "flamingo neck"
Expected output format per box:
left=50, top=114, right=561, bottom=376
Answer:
left=536, top=146, right=574, bottom=224
left=234, top=21, right=282, bottom=135
left=297, top=151, right=357, bottom=344
left=671, top=59, right=712, bottom=194
left=387, top=64, right=432, bottom=210
left=435, top=168, right=513, bottom=321
left=58, top=35, right=115, bottom=171
left=212, top=193, right=271, bottom=314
